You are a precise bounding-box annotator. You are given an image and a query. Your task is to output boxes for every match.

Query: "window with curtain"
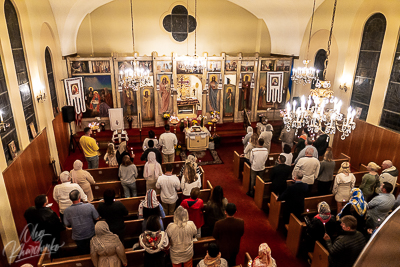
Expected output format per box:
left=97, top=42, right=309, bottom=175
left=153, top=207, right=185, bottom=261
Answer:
left=380, top=31, right=400, bottom=131
left=0, top=57, right=19, bottom=163
left=45, top=47, right=59, bottom=117
left=350, top=13, right=386, bottom=121
left=4, top=0, right=37, bottom=140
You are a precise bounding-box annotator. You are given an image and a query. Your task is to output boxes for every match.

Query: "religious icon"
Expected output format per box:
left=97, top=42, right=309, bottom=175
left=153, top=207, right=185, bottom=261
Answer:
left=124, top=86, right=136, bottom=116
left=276, top=60, right=291, bottom=71
left=92, top=61, right=111, bottom=73
left=138, top=61, right=153, bottom=73
left=158, top=74, right=172, bottom=114
left=224, top=85, right=235, bottom=117
left=156, top=61, right=172, bottom=72
left=225, top=60, right=237, bottom=71
left=90, top=91, right=100, bottom=112
left=71, top=84, right=79, bottom=95
left=208, top=61, right=221, bottom=72
left=141, top=88, right=154, bottom=121
left=258, top=72, right=268, bottom=110
left=241, top=61, right=255, bottom=72
left=208, top=74, right=221, bottom=112
left=71, top=61, right=89, bottom=74
left=261, top=60, right=275, bottom=71
left=8, top=140, right=17, bottom=159
left=239, top=74, right=252, bottom=111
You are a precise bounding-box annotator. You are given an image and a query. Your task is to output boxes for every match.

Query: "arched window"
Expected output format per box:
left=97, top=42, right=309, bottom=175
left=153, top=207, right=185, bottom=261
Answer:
left=311, top=49, right=327, bottom=89
left=45, top=47, right=59, bottom=116
left=380, top=31, right=400, bottom=131
left=350, top=13, right=386, bottom=121
left=4, top=0, right=37, bottom=140
left=0, top=57, right=19, bottom=163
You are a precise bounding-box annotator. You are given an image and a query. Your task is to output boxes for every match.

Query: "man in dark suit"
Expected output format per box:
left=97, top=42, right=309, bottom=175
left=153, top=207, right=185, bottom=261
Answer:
left=140, top=140, right=162, bottom=164
left=313, top=129, right=330, bottom=157
left=213, top=203, right=245, bottom=266
left=277, top=172, right=309, bottom=224
left=270, top=155, right=292, bottom=196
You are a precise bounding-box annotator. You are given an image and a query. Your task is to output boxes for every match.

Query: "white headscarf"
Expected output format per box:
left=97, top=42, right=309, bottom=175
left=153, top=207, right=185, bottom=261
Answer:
left=173, top=206, right=189, bottom=227
left=143, top=152, right=161, bottom=178
left=247, top=126, right=253, bottom=134
left=60, top=171, right=70, bottom=182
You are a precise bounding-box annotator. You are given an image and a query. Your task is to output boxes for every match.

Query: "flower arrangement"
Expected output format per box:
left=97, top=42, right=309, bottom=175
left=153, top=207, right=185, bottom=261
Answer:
left=162, top=112, right=171, bottom=121
left=175, top=144, right=182, bottom=155
left=192, top=120, right=198, bottom=126
left=210, top=111, right=220, bottom=122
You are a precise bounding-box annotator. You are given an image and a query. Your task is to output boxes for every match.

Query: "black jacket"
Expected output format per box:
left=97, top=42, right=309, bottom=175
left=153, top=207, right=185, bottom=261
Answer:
left=140, top=148, right=162, bottom=164
left=270, top=163, right=292, bottom=195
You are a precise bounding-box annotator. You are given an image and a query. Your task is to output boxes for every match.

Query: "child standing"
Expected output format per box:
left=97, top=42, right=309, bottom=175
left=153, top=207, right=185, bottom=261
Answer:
left=180, top=187, right=204, bottom=238
left=104, top=143, right=118, bottom=167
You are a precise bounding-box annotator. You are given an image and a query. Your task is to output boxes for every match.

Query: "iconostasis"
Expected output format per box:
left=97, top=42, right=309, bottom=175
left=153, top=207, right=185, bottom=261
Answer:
left=66, top=52, right=292, bottom=128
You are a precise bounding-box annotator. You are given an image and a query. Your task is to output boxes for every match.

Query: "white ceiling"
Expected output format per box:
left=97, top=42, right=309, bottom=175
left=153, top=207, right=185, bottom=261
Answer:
left=48, top=0, right=324, bottom=56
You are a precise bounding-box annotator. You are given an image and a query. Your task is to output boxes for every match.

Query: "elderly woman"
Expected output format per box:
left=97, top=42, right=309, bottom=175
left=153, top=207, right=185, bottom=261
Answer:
left=165, top=206, right=197, bottom=267
left=242, top=126, right=253, bottom=150
left=143, top=152, right=163, bottom=192
left=90, top=221, right=127, bottom=267
left=332, top=162, right=356, bottom=212
left=305, top=201, right=337, bottom=251
left=259, top=124, right=273, bottom=152
left=252, top=243, right=276, bottom=267
left=337, top=188, right=367, bottom=232
left=70, top=160, right=96, bottom=202
left=359, top=162, right=381, bottom=201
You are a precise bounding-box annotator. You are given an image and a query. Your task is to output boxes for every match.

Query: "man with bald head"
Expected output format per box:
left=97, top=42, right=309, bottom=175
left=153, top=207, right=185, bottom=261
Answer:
left=292, top=147, right=320, bottom=194
left=294, top=137, right=318, bottom=164
left=53, top=171, right=88, bottom=222
left=376, top=160, right=398, bottom=194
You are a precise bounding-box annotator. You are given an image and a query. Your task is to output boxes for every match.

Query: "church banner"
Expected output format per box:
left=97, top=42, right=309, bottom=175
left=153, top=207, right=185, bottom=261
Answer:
left=64, top=77, right=86, bottom=114
left=266, top=72, right=284, bottom=103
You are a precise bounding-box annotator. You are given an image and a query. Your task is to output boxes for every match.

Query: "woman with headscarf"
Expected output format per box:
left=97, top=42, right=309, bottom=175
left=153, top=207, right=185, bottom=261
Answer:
left=116, top=141, right=133, bottom=166
left=243, top=126, right=253, bottom=150
left=90, top=221, right=127, bottom=267
left=165, top=206, right=197, bottom=267
left=241, top=133, right=259, bottom=165
left=337, top=188, right=367, bottom=232
left=138, top=189, right=166, bottom=232
left=139, top=215, right=169, bottom=267
left=332, top=162, right=356, bottom=212
left=259, top=124, right=273, bottom=152
left=252, top=243, right=276, bottom=267
left=143, top=152, right=163, bottom=192
left=179, top=154, right=202, bottom=178
left=197, top=243, right=228, bottom=267
left=359, top=162, right=381, bottom=201
left=70, top=160, right=96, bottom=201
left=305, top=201, right=337, bottom=251
left=181, top=161, right=201, bottom=200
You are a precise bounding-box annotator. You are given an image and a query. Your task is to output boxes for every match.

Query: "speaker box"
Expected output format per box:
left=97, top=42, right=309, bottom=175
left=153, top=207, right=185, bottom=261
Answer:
left=62, top=106, right=75, bottom=123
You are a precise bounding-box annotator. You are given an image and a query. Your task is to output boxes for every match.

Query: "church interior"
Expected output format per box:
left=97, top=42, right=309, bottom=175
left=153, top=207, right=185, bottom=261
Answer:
left=1, top=0, right=400, bottom=266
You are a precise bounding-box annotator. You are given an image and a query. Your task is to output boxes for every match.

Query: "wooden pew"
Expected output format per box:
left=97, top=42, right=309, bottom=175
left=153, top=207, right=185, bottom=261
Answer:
left=254, top=176, right=293, bottom=210
left=242, top=163, right=252, bottom=194
left=309, top=241, right=329, bottom=267
left=39, top=236, right=216, bottom=267
left=269, top=192, right=336, bottom=231
left=286, top=213, right=306, bottom=257
left=91, top=188, right=212, bottom=218
left=233, top=151, right=245, bottom=180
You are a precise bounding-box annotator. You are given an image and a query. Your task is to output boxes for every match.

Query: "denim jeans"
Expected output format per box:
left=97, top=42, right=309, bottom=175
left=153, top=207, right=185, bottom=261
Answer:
left=86, top=155, right=99, bottom=169
left=122, top=182, right=137, bottom=198
left=249, top=169, right=264, bottom=195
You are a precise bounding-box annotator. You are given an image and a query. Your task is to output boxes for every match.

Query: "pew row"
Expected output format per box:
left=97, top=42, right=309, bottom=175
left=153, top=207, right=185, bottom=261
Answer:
left=91, top=188, right=211, bottom=218
left=268, top=192, right=337, bottom=231
left=309, top=241, right=329, bottom=267
left=38, top=236, right=216, bottom=267
left=86, top=162, right=207, bottom=189
left=254, top=176, right=294, bottom=210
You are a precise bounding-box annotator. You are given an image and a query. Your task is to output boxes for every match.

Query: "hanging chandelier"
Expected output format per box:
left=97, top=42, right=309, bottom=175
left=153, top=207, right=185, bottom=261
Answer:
left=291, top=0, right=318, bottom=85
left=181, top=0, right=206, bottom=72
left=283, top=0, right=356, bottom=140
left=121, top=0, right=152, bottom=90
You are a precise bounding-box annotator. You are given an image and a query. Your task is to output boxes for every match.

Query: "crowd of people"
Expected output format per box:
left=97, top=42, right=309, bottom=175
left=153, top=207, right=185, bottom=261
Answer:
left=241, top=124, right=400, bottom=267
left=22, top=123, right=400, bottom=267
